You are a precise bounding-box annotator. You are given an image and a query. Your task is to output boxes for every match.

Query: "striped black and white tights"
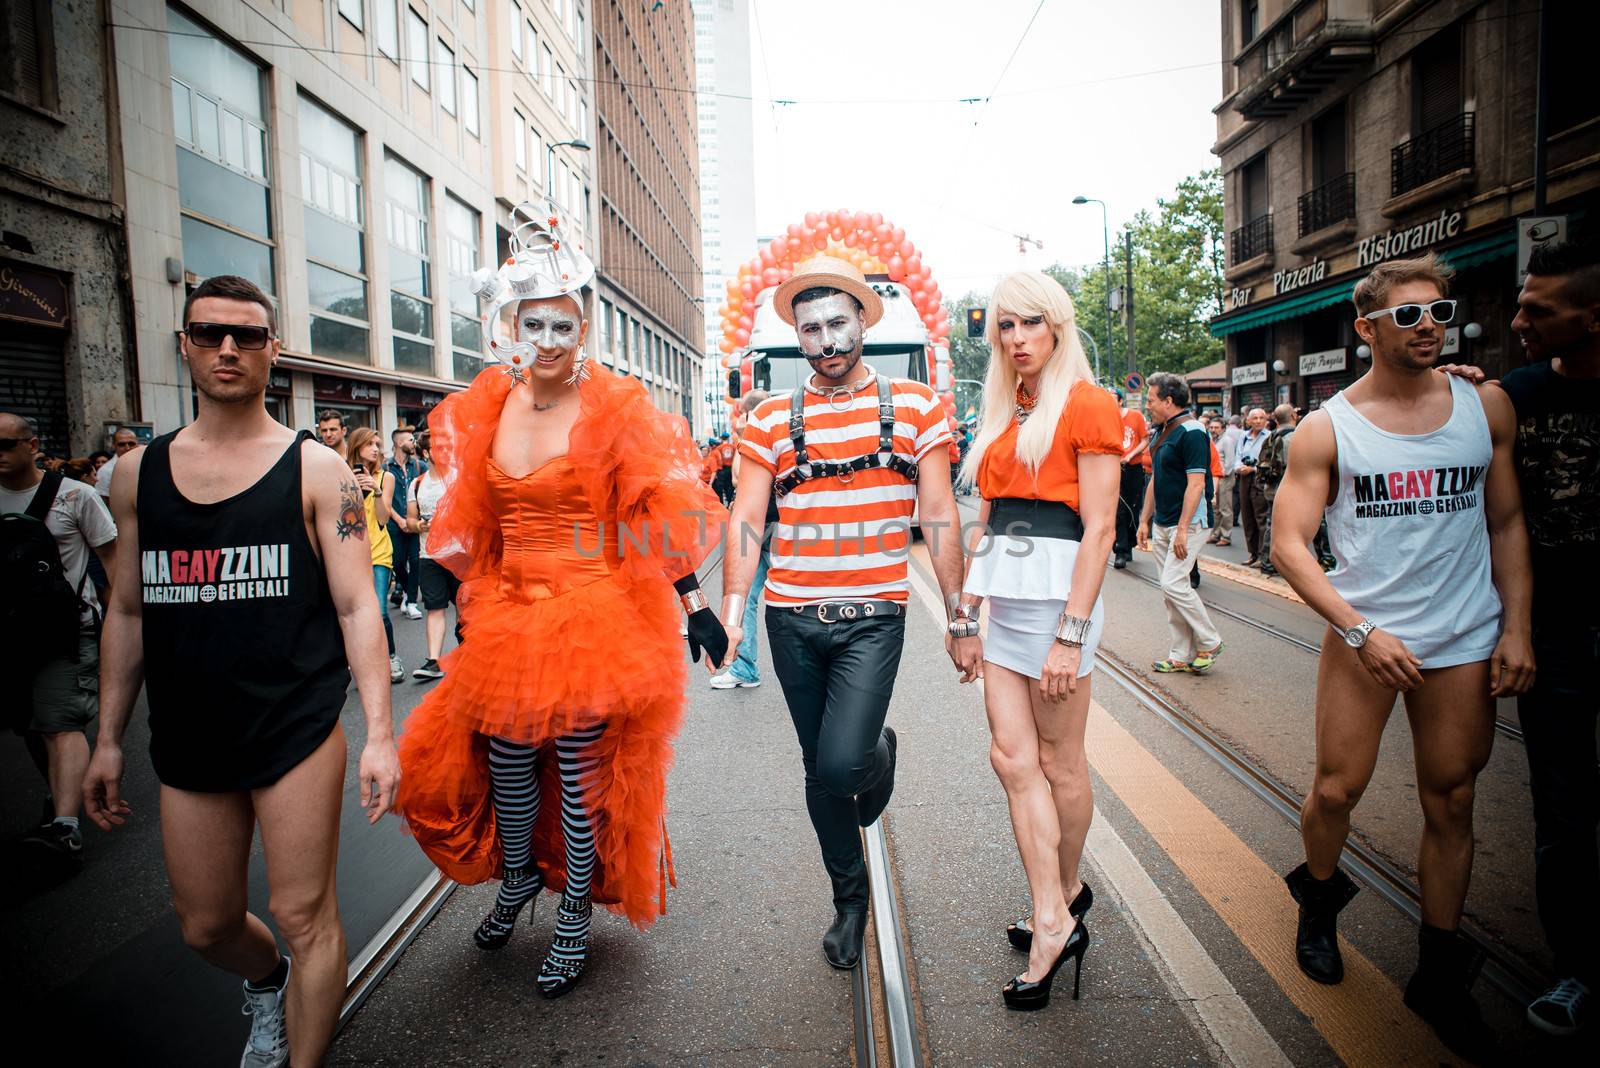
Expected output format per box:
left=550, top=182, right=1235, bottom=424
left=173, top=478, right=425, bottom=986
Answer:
left=481, top=726, right=605, bottom=992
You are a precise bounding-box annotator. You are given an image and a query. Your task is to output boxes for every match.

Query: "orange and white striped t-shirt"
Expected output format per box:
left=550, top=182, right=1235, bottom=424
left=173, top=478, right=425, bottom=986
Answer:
left=739, top=376, right=953, bottom=605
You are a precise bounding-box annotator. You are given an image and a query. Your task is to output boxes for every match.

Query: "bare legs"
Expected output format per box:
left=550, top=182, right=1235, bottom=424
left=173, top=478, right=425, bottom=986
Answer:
left=160, top=726, right=348, bottom=1068
left=42, top=730, right=91, bottom=819
left=986, top=662, right=1093, bottom=982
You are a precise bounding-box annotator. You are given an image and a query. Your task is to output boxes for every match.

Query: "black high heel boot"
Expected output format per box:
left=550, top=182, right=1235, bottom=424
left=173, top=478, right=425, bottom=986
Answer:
left=1007, top=882, right=1093, bottom=953
left=537, top=894, right=593, bottom=999
left=473, top=866, right=541, bottom=950
left=1003, top=920, right=1090, bottom=1011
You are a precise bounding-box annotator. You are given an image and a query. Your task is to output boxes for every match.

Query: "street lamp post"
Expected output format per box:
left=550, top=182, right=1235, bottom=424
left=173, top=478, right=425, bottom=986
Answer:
left=1072, top=196, right=1114, bottom=385
left=545, top=138, right=591, bottom=208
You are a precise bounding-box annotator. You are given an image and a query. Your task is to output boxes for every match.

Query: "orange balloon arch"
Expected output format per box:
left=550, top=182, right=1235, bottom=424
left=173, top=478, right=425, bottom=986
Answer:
left=717, top=210, right=951, bottom=370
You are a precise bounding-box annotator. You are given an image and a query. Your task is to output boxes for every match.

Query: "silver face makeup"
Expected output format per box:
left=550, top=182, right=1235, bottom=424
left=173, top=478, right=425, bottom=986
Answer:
left=794, top=292, right=865, bottom=379
left=517, top=303, right=584, bottom=353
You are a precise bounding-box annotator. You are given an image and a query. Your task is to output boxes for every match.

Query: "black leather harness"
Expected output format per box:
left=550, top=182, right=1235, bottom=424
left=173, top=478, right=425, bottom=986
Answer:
left=773, top=376, right=920, bottom=497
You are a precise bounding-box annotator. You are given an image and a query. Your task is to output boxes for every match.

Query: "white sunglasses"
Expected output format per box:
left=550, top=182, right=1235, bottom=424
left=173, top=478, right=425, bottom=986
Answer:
left=1363, top=299, right=1456, bottom=329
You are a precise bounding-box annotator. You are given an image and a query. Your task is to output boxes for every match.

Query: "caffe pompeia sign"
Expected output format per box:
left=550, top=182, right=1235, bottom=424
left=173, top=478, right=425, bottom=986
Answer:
left=1356, top=207, right=1464, bottom=268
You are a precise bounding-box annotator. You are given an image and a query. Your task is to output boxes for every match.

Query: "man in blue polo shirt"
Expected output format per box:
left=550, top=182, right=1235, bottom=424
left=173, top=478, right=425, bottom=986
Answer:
left=1137, top=372, right=1223, bottom=673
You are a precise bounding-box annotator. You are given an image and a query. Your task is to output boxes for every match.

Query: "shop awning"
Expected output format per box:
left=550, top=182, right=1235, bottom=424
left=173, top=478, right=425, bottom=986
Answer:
left=1439, top=228, right=1517, bottom=270
left=1208, top=279, right=1353, bottom=338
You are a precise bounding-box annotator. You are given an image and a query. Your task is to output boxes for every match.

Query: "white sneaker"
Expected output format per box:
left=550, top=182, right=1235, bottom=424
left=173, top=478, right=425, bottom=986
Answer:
left=390, top=653, right=404, bottom=683
left=403, top=603, right=423, bottom=620
left=709, top=671, right=760, bottom=690
left=239, top=958, right=290, bottom=1068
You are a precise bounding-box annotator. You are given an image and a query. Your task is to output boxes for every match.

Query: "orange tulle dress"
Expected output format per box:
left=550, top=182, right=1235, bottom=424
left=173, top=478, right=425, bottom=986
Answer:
left=394, top=363, right=725, bottom=928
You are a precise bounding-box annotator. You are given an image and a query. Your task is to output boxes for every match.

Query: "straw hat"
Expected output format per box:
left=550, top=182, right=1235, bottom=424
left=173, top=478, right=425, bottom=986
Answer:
left=773, top=256, right=884, bottom=328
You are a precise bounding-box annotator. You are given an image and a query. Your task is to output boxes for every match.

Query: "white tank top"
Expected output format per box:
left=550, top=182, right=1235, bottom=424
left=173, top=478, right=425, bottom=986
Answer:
left=1321, top=374, right=1502, bottom=668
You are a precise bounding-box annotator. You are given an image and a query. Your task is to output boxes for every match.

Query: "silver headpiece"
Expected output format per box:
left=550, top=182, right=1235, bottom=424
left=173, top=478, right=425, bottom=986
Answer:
left=470, top=200, right=595, bottom=370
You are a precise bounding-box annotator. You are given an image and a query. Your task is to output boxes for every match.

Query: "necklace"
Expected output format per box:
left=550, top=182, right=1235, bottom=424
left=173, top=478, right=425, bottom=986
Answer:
left=1014, top=381, right=1039, bottom=424
left=530, top=397, right=561, bottom=412
left=805, top=369, right=877, bottom=411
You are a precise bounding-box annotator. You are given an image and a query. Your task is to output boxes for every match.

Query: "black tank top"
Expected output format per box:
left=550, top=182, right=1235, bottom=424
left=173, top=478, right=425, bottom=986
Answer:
left=137, top=430, right=348, bottom=790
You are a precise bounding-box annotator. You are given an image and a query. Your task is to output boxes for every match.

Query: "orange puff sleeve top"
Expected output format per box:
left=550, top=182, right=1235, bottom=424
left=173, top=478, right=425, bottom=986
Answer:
left=976, top=380, right=1125, bottom=508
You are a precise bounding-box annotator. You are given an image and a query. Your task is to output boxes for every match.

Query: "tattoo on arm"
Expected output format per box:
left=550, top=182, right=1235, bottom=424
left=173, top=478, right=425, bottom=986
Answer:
left=336, top=479, right=367, bottom=541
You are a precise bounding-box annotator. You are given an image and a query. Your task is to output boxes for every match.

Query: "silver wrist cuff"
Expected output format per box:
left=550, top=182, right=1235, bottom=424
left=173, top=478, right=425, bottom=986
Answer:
left=720, top=593, right=746, bottom=626
left=680, top=589, right=710, bottom=615
left=1054, top=613, right=1092, bottom=647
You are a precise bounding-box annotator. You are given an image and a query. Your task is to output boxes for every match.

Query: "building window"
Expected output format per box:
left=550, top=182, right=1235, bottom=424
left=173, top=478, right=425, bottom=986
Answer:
left=462, top=67, right=480, bottom=136
left=337, top=0, right=364, bottom=31
left=567, top=79, right=578, bottom=129
left=559, top=160, right=572, bottom=212
left=510, top=1, right=524, bottom=61
left=1547, top=5, right=1600, bottom=133
left=436, top=38, right=456, bottom=114
left=513, top=108, right=527, bottom=171
left=168, top=6, right=275, bottom=293
left=541, top=43, right=555, bottom=97
left=565, top=0, right=578, bottom=40
left=445, top=195, right=483, bottom=382
left=526, top=21, right=538, bottom=74
left=1241, top=0, right=1259, bottom=45
left=407, top=8, right=429, bottom=89
left=576, top=7, right=585, bottom=60
left=1300, top=100, right=1354, bottom=236
left=530, top=126, right=544, bottom=187
left=300, top=95, right=369, bottom=363
left=376, top=1, right=399, bottom=58
left=386, top=155, right=435, bottom=375
left=600, top=298, right=614, bottom=356
left=1, top=0, right=61, bottom=112
left=1230, top=153, right=1272, bottom=264
left=1393, top=24, right=1471, bottom=196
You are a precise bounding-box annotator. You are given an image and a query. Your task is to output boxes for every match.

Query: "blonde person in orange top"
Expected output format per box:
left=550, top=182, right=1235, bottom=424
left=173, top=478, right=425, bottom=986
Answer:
left=955, top=270, right=1123, bottom=1011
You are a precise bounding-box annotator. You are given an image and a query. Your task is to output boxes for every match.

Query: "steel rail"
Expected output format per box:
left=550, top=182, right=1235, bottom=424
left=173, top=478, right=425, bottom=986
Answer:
left=1094, top=649, right=1544, bottom=1005
left=1118, top=566, right=1527, bottom=746
left=338, top=872, right=457, bottom=1030
left=865, top=818, right=922, bottom=1068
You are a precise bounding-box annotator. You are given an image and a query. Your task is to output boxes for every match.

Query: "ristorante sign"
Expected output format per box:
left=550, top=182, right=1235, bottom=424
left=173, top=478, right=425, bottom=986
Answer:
left=1356, top=207, right=1464, bottom=268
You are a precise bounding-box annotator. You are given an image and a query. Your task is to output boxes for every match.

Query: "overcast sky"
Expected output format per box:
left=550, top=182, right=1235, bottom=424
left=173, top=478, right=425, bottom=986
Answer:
left=742, top=0, right=1223, bottom=299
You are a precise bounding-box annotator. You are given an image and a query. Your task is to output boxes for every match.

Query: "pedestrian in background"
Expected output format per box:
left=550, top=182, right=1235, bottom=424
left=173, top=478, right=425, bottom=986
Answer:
left=1497, top=233, right=1600, bottom=1037
left=385, top=425, right=424, bottom=620
left=93, top=425, right=140, bottom=503
left=346, top=427, right=402, bottom=683
left=1137, top=373, right=1223, bottom=674
left=1208, top=416, right=1236, bottom=547
left=710, top=389, right=774, bottom=690
left=405, top=430, right=456, bottom=681
left=1, top=412, right=117, bottom=860
left=1111, top=388, right=1148, bottom=569
left=1256, top=403, right=1297, bottom=576
left=317, top=409, right=346, bottom=453
left=1235, top=407, right=1268, bottom=564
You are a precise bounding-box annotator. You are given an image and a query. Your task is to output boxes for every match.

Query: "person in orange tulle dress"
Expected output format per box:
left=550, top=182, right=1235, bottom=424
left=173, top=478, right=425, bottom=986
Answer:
left=394, top=203, right=728, bottom=998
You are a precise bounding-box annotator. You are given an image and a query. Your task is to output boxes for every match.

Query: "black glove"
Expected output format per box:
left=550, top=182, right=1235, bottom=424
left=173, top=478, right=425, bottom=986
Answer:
left=686, top=609, right=729, bottom=666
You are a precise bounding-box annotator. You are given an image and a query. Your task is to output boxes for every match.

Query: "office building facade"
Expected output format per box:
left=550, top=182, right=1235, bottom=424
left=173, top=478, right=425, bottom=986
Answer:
left=1210, top=0, right=1599, bottom=414
left=592, top=0, right=706, bottom=434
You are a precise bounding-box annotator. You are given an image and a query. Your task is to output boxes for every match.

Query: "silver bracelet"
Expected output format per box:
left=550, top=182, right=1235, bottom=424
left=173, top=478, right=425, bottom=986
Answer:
left=680, top=588, right=710, bottom=615
left=1054, top=612, right=1092, bottom=647
left=720, top=593, right=747, bottom=626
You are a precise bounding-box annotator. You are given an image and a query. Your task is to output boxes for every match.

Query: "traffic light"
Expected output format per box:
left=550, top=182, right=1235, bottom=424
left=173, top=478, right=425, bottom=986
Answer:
left=966, top=307, right=986, bottom=338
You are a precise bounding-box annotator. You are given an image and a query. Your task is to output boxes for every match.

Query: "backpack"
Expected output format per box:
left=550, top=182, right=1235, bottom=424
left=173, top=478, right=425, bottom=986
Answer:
left=1, top=472, right=88, bottom=675
left=1258, top=426, right=1295, bottom=488
left=1208, top=438, right=1224, bottom=479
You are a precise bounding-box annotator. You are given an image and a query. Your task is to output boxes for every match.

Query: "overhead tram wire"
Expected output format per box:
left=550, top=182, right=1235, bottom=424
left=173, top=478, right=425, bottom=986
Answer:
left=938, top=0, right=1049, bottom=212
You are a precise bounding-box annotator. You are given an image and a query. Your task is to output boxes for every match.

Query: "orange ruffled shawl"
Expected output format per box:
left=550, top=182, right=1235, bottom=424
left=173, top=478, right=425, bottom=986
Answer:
left=395, top=364, right=725, bottom=928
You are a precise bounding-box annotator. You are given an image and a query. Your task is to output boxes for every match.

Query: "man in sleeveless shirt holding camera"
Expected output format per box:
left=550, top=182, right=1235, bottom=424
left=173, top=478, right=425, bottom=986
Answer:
left=1269, top=255, right=1534, bottom=1058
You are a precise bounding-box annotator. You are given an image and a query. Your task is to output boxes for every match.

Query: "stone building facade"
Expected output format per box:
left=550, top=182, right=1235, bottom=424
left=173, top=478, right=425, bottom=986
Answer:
left=1210, top=0, right=1600, bottom=415
left=1, top=0, right=137, bottom=457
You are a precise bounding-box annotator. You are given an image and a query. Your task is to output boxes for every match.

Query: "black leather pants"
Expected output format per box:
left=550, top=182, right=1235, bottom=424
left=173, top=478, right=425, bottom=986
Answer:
left=766, top=607, right=904, bottom=912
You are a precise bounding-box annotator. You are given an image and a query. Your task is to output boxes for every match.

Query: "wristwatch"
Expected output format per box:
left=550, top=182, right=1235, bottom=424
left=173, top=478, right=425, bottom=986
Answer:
left=948, top=603, right=980, bottom=639
left=1343, top=619, right=1377, bottom=649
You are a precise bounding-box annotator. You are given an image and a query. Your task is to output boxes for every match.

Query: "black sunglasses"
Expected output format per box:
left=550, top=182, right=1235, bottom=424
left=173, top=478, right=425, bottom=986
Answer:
left=1364, top=299, right=1456, bottom=329
left=185, top=322, right=274, bottom=350
left=0, top=437, right=33, bottom=451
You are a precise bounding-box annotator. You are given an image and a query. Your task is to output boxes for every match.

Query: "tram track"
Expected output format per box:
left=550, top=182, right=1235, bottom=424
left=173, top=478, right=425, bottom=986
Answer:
left=1093, top=648, right=1546, bottom=1005
left=1118, top=565, right=1528, bottom=745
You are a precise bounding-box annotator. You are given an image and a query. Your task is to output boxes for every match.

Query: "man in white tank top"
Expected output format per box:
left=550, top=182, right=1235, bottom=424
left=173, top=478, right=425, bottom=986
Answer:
left=1268, top=255, right=1535, bottom=1058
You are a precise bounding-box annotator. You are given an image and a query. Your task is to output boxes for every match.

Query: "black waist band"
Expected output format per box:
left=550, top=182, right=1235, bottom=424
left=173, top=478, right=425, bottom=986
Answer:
left=987, top=498, right=1084, bottom=541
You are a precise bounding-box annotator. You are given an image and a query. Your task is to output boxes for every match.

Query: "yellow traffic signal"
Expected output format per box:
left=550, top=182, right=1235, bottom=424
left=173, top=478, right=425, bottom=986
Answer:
left=966, top=307, right=986, bottom=338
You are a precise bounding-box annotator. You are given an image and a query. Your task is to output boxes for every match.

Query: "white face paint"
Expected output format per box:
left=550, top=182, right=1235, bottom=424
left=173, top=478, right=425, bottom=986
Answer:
left=793, top=291, right=865, bottom=383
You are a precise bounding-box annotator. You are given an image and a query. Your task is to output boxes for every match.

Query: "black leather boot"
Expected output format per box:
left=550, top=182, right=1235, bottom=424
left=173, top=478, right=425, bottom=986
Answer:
left=1283, top=862, right=1359, bottom=984
left=1404, top=924, right=1501, bottom=1060
left=824, top=911, right=868, bottom=969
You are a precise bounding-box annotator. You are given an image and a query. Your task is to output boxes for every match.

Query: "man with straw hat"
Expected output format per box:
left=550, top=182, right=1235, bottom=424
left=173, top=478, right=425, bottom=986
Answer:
left=712, top=257, right=974, bottom=969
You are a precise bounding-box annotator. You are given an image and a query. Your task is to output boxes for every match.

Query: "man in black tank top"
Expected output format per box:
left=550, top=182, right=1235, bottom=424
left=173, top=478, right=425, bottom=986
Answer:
left=81, top=275, right=400, bottom=1068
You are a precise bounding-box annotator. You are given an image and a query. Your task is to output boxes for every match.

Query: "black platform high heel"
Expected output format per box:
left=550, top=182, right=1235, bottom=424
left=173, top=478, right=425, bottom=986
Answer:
left=1007, top=882, right=1093, bottom=952
left=1002, top=921, right=1090, bottom=1011
left=473, top=867, right=540, bottom=950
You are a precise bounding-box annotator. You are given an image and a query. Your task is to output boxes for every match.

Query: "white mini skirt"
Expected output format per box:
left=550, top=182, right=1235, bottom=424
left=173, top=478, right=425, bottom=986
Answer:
left=983, top=595, right=1104, bottom=680
left=964, top=532, right=1105, bottom=680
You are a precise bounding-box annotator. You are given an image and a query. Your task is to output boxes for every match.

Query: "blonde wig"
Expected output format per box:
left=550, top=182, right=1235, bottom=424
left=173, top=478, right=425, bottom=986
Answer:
left=960, top=271, right=1098, bottom=487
